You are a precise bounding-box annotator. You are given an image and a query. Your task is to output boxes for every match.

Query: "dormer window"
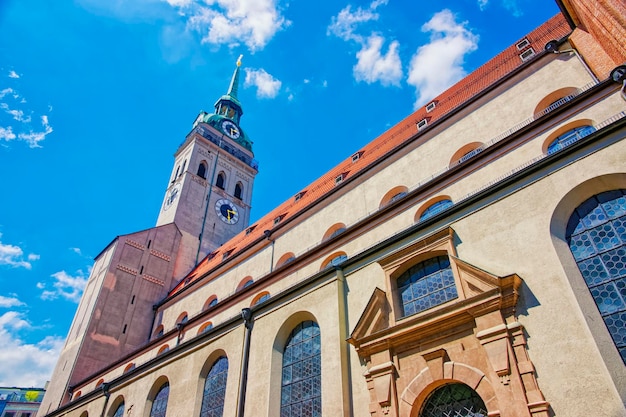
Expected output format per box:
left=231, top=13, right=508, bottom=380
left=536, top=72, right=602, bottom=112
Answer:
left=335, top=173, right=347, bottom=185
left=245, top=225, right=257, bottom=235
left=516, top=38, right=530, bottom=50
left=520, top=48, right=535, bottom=62
left=274, top=214, right=286, bottom=225
left=417, top=119, right=428, bottom=131
left=294, top=191, right=307, bottom=202
left=425, top=101, right=436, bottom=112
left=352, top=151, right=363, bottom=162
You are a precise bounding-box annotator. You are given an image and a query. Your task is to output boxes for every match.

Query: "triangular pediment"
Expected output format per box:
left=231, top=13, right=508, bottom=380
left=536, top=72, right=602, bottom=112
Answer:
left=349, top=288, right=390, bottom=343
left=451, top=255, right=502, bottom=298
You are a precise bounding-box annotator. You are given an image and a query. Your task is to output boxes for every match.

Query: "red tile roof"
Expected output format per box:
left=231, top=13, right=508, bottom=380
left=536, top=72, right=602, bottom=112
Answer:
left=170, top=14, right=570, bottom=296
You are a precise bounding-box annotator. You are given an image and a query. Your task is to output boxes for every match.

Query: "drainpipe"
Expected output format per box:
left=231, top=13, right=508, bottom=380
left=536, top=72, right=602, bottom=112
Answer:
left=263, top=230, right=275, bottom=273
left=99, top=383, right=111, bottom=417
left=236, top=308, right=254, bottom=417
left=196, top=136, right=224, bottom=265
left=334, top=264, right=354, bottom=417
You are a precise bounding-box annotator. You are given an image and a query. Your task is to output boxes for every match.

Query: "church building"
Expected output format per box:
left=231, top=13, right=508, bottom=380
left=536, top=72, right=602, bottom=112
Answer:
left=39, top=1, right=625, bottom=416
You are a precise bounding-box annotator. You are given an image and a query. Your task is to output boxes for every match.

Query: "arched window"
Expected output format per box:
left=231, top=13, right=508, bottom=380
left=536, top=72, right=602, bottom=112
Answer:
left=95, top=379, right=104, bottom=388
left=173, top=166, right=180, bottom=182
left=380, top=186, right=409, bottom=208
left=123, top=363, right=135, bottom=374
left=197, top=161, right=208, bottom=179
left=320, top=252, right=348, bottom=270
left=204, top=296, right=218, bottom=311
left=276, top=253, right=296, bottom=269
left=154, top=325, right=164, bottom=338
left=419, top=199, right=453, bottom=221
left=234, top=182, right=243, bottom=200
left=216, top=172, right=226, bottom=189
left=419, top=383, right=487, bottom=417
left=111, top=402, right=124, bottom=417
left=566, top=189, right=626, bottom=363
left=397, top=256, right=458, bottom=317
left=322, top=223, right=346, bottom=241
left=200, top=356, right=228, bottom=417
left=180, top=160, right=187, bottom=176
left=150, top=383, right=170, bottom=417
left=547, top=125, right=596, bottom=154
left=281, top=321, right=321, bottom=417
left=198, top=322, right=213, bottom=335
left=177, top=312, right=188, bottom=325
left=252, top=292, right=270, bottom=306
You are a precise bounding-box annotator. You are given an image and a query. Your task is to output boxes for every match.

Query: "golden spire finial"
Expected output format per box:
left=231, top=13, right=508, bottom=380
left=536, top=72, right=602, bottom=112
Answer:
left=237, top=55, right=243, bottom=67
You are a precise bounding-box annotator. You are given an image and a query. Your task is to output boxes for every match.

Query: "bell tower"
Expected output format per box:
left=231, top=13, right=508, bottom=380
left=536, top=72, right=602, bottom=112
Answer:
left=156, top=56, right=258, bottom=278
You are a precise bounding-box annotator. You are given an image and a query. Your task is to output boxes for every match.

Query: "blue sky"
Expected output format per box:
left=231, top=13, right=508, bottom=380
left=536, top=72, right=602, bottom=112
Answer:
left=0, top=0, right=559, bottom=386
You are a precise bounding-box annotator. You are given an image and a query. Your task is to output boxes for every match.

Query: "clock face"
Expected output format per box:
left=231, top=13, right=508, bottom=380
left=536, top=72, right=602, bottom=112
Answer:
left=215, top=198, right=239, bottom=224
left=221, top=120, right=241, bottom=139
left=164, top=184, right=181, bottom=210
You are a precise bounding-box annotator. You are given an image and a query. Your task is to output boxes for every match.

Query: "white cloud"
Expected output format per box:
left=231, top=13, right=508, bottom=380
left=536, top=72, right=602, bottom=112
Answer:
left=327, top=0, right=401, bottom=87
left=407, top=9, right=478, bottom=108
left=16, top=115, right=53, bottom=148
left=1, top=85, right=53, bottom=147
left=0, top=311, right=64, bottom=387
left=245, top=68, right=281, bottom=98
left=354, top=35, right=402, bottom=86
left=0, top=296, right=25, bottom=308
left=477, top=0, right=489, bottom=10
left=70, top=247, right=82, bottom=255
left=0, top=234, right=39, bottom=269
left=8, top=71, right=20, bottom=79
left=39, top=270, right=88, bottom=303
left=168, top=0, right=289, bottom=51
left=0, top=88, right=14, bottom=99
left=327, top=0, right=386, bottom=42
left=0, top=126, right=16, bottom=142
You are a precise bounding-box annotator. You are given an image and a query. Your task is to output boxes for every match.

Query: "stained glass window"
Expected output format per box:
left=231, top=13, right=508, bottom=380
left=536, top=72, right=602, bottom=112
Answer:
left=420, top=200, right=453, bottom=221
left=397, top=256, right=458, bottom=317
left=547, top=125, right=596, bottom=154
left=420, top=383, right=487, bottom=417
left=281, top=321, right=321, bottom=417
left=200, top=356, right=228, bottom=417
left=567, top=189, right=626, bottom=363
left=150, top=383, right=169, bottom=417
left=112, top=402, right=124, bottom=417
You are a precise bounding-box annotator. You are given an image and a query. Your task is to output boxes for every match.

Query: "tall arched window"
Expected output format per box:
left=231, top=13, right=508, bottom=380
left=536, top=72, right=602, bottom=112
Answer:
left=234, top=182, right=243, bottom=200
left=200, top=356, right=228, bottom=417
left=547, top=125, right=596, bottom=154
left=197, top=162, right=207, bottom=179
left=281, top=321, right=321, bottom=417
left=216, top=172, right=226, bottom=189
left=566, top=189, right=626, bottom=363
left=419, top=199, right=453, bottom=221
left=180, top=160, right=187, bottom=176
left=150, top=383, right=169, bottom=417
left=419, top=383, right=487, bottom=417
left=397, top=256, right=458, bottom=317
left=111, top=402, right=124, bottom=417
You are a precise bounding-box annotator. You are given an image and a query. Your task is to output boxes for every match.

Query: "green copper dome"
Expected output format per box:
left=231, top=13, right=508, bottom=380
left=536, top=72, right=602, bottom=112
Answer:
left=193, top=55, right=252, bottom=152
